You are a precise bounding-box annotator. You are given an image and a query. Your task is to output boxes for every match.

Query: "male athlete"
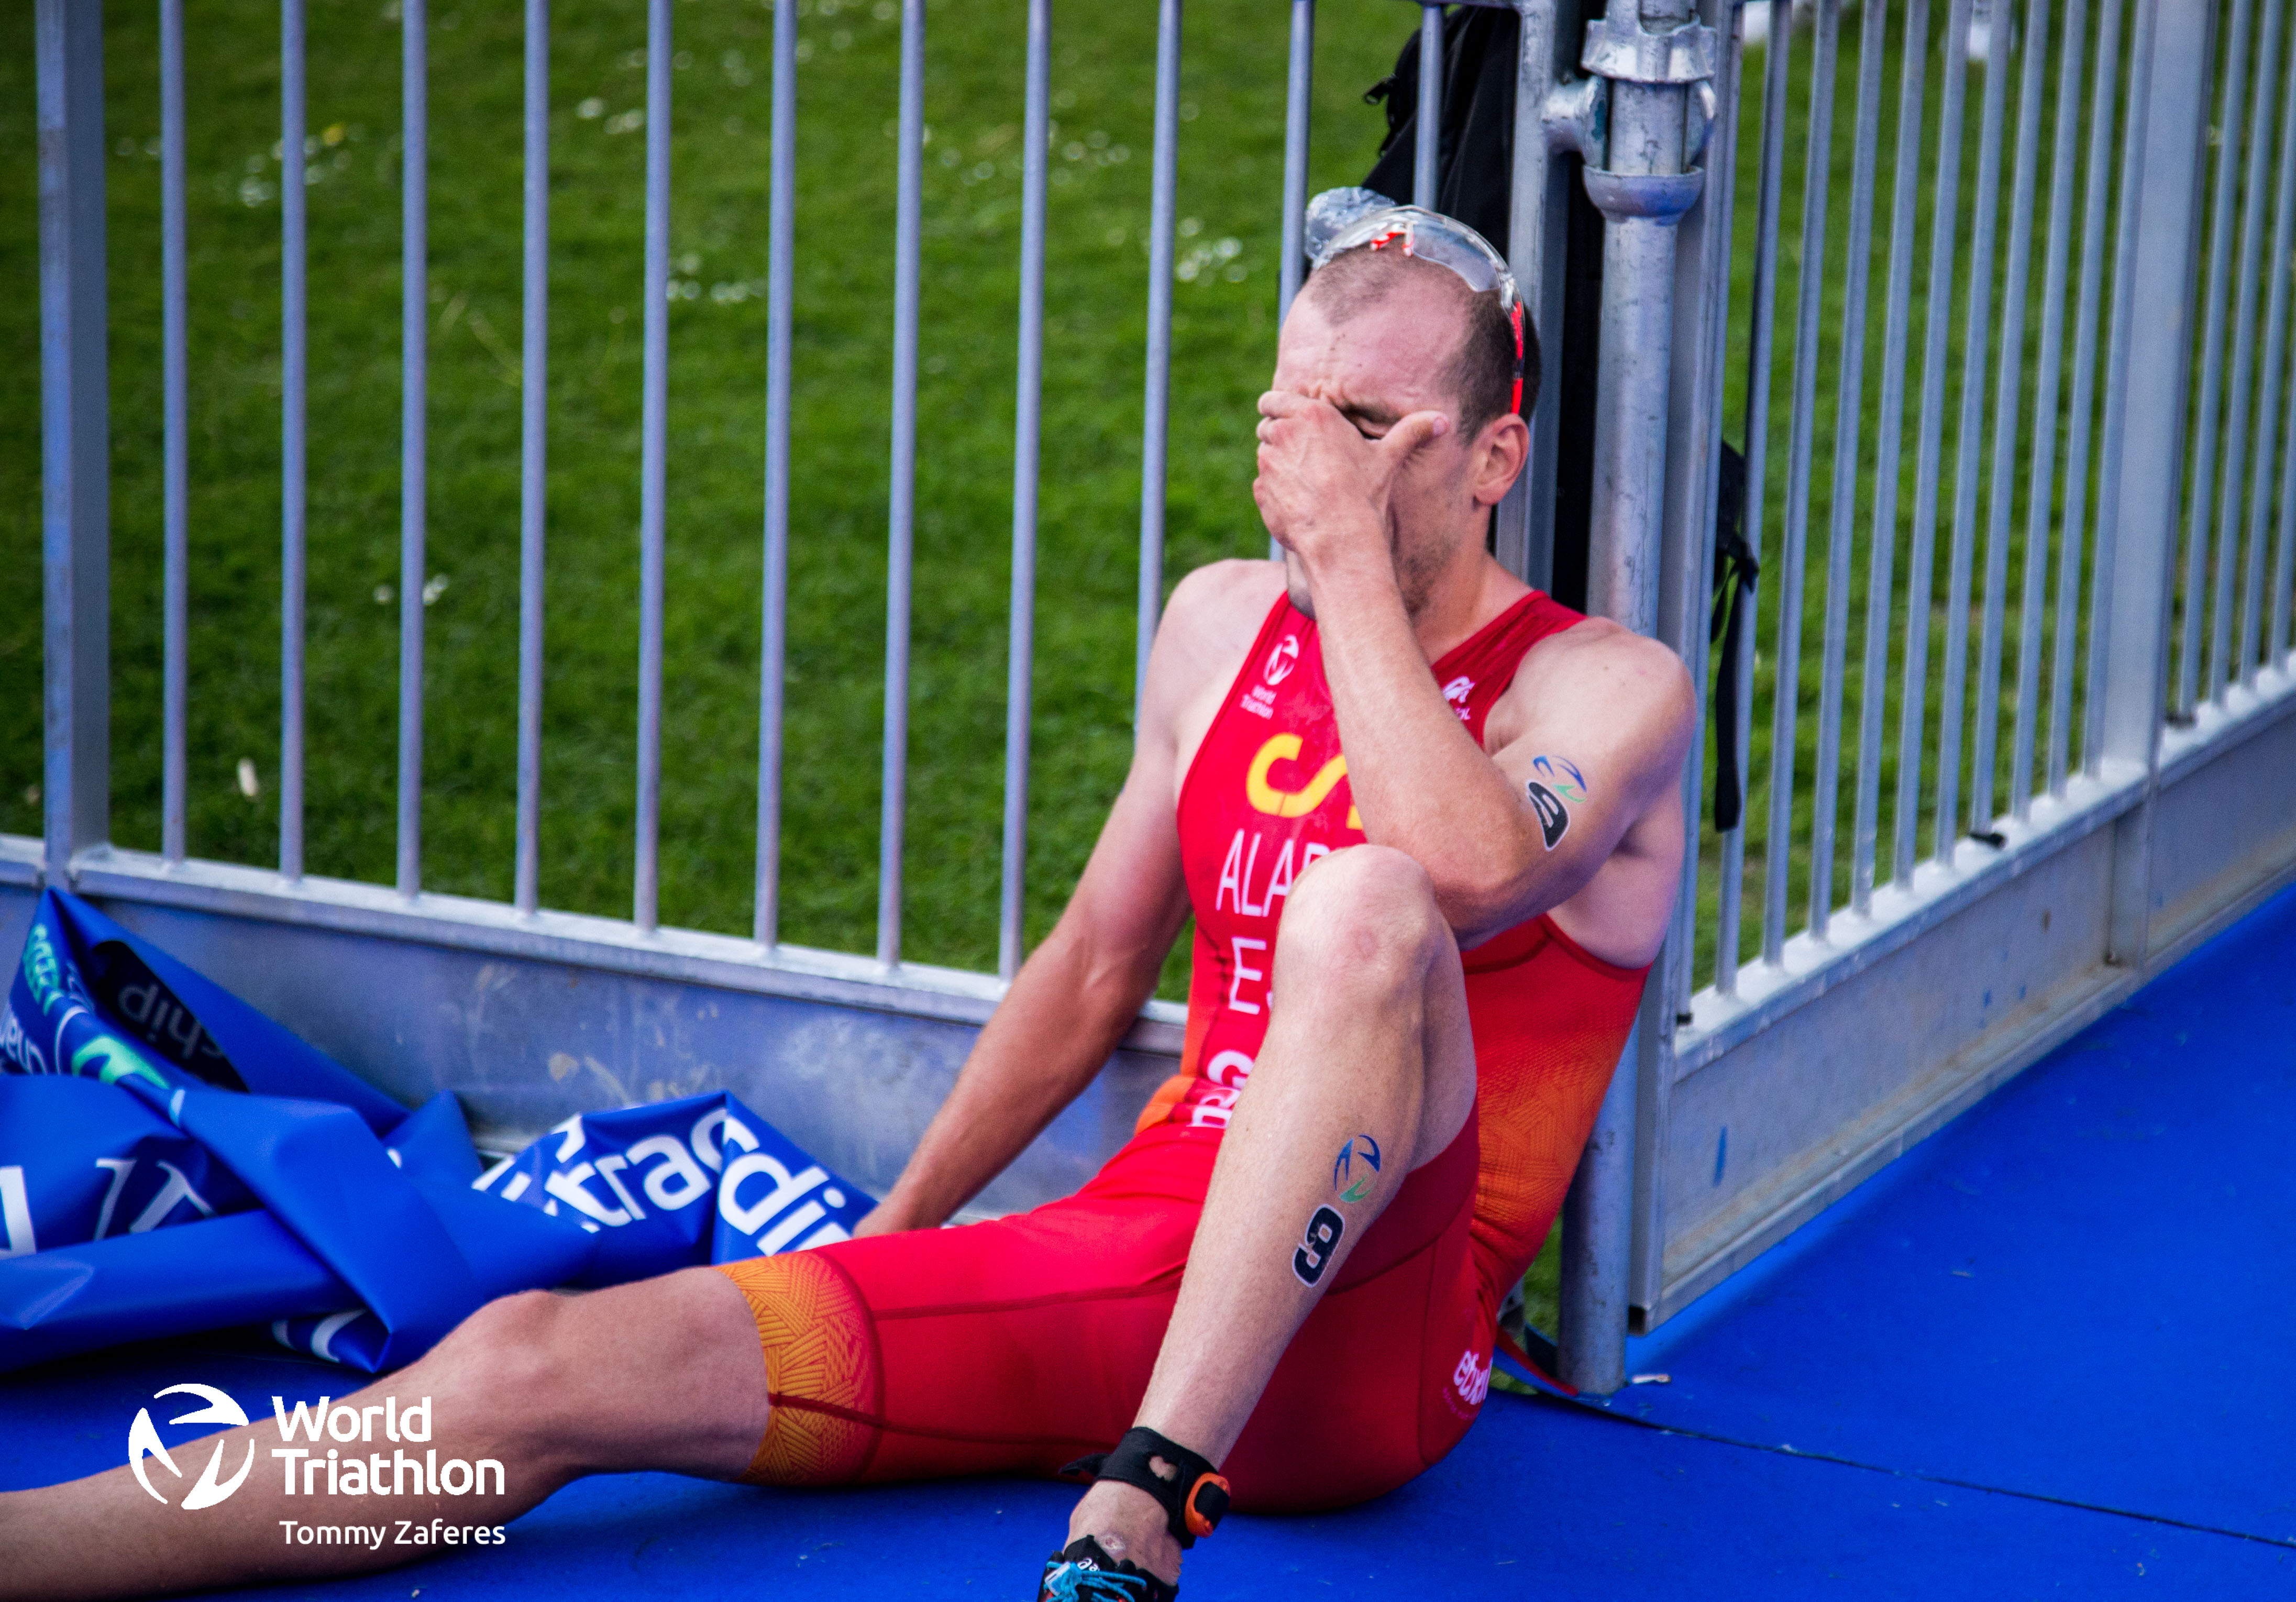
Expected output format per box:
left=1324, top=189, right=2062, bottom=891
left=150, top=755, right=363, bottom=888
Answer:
left=2, top=202, right=1692, bottom=1601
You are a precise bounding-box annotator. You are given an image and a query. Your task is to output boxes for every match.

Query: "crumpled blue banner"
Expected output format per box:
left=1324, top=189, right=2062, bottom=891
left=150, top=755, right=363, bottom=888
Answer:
left=0, top=889, right=874, bottom=1375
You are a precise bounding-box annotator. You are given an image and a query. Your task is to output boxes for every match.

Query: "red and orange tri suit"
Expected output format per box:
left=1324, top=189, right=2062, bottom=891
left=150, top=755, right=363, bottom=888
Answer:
left=720, top=590, right=1648, bottom=1508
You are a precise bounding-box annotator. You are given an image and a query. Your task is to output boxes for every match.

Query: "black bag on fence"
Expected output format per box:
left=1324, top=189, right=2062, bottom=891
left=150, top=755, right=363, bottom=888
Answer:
left=1357, top=10, right=1754, bottom=833
left=1361, top=6, right=1522, bottom=255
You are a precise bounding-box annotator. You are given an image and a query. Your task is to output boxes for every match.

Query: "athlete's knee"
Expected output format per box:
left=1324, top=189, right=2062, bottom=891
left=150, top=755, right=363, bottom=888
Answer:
left=1276, top=845, right=1448, bottom=991
left=435, top=1289, right=572, bottom=1406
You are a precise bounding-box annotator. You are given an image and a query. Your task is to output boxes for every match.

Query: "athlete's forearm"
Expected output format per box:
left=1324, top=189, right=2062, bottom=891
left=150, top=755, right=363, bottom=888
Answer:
left=1305, top=558, right=1559, bottom=929
left=869, top=921, right=1164, bottom=1232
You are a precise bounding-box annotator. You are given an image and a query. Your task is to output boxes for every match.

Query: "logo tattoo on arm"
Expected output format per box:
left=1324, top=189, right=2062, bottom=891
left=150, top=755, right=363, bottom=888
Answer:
left=1526, top=756, right=1588, bottom=852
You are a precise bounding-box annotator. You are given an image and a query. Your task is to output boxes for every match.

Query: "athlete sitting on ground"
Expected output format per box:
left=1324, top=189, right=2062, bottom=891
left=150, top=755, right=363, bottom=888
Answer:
left=2, top=204, right=1693, bottom=1602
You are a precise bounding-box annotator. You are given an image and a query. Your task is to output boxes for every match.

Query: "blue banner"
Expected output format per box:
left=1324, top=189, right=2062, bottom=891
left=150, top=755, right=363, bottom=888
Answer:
left=0, top=889, right=874, bottom=1375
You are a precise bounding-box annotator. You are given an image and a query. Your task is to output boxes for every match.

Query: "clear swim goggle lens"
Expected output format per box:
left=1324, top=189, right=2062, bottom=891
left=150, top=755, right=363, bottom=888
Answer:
left=1301, top=187, right=1527, bottom=417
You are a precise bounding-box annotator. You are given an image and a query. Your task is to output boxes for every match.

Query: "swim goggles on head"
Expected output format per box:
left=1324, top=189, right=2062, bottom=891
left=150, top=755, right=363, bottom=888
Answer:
left=1302, top=186, right=1528, bottom=418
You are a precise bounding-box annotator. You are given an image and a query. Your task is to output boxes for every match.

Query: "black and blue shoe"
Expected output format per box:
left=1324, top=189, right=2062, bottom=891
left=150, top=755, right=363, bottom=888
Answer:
left=1037, top=1535, right=1179, bottom=1602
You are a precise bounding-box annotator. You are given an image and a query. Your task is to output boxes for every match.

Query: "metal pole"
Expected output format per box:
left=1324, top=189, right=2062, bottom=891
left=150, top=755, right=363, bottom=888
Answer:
left=36, top=0, right=111, bottom=879
left=1935, top=0, right=2008, bottom=866
left=1500, top=0, right=1563, bottom=586
left=1717, top=0, right=1794, bottom=996
left=2213, top=0, right=2287, bottom=693
left=1000, top=0, right=1051, bottom=981
left=1658, top=0, right=1739, bottom=1025
left=1970, top=0, right=2048, bottom=836
left=2176, top=0, right=2252, bottom=718
left=161, top=0, right=187, bottom=866
left=2240, top=40, right=2296, bottom=690
left=878, top=0, right=926, bottom=966
left=1278, top=0, right=1314, bottom=323
left=280, top=0, right=307, bottom=881
left=2098, top=0, right=2201, bottom=969
left=2015, top=0, right=2089, bottom=822
left=1135, top=0, right=1180, bottom=726
left=755, top=0, right=799, bottom=945
left=1559, top=0, right=1713, bottom=1398
left=515, top=0, right=548, bottom=916
left=398, top=0, right=428, bottom=898
left=1809, top=0, right=1883, bottom=941
left=2218, top=0, right=2286, bottom=700
left=1416, top=3, right=1443, bottom=207
left=634, top=0, right=670, bottom=931
left=1761, top=0, right=1837, bottom=964
left=1273, top=0, right=1314, bottom=564
left=2049, top=0, right=2127, bottom=797
left=1853, top=0, right=1927, bottom=914
left=1894, top=0, right=1974, bottom=886
left=2083, top=0, right=2161, bottom=778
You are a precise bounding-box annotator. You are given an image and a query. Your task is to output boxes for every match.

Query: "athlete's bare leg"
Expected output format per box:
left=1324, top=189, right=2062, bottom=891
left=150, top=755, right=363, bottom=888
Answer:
left=0, top=1266, right=768, bottom=1602
left=1065, top=844, right=1479, bottom=1582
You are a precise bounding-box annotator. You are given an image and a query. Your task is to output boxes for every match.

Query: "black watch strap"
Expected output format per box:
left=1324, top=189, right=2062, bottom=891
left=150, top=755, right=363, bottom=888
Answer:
left=1060, top=1427, right=1233, bottom=1549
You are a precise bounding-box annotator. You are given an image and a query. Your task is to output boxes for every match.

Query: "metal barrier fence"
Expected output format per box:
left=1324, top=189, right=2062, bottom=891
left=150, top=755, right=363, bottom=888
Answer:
left=27, top=0, right=2296, bottom=1395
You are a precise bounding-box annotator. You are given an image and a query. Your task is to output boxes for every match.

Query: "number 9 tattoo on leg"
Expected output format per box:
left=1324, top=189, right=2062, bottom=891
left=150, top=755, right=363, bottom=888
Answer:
left=1291, top=1205, right=1345, bottom=1287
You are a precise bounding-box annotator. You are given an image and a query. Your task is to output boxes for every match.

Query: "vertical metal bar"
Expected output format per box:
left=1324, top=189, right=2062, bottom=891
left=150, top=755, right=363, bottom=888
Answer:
left=2241, top=35, right=2296, bottom=690
left=1760, top=0, right=1837, bottom=965
left=1852, top=0, right=1926, bottom=915
left=1808, top=0, right=1883, bottom=940
left=1894, top=0, right=1975, bottom=884
left=1278, top=0, right=1313, bottom=324
left=2211, top=0, right=2280, bottom=703
left=2099, top=0, right=2203, bottom=966
left=2177, top=0, right=2251, bottom=717
left=633, top=0, right=671, bottom=931
left=1657, top=0, right=1742, bottom=1035
left=877, top=0, right=925, bottom=966
left=398, top=0, right=428, bottom=898
left=754, top=0, right=798, bottom=944
left=1135, top=0, right=1180, bottom=725
left=1273, top=0, right=1314, bottom=564
left=2046, top=0, right=2114, bottom=801
left=2275, top=328, right=2296, bottom=662
left=1969, top=0, right=2048, bottom=835
left=1503, top=0, right=1566, bottom=588
left=999, top=0, right=1051, bottom=982
left=36, top=0, right=111, bottom=877
left=1716, top=0, right=1794, bottom=995
left=514, top=0, right=548, bottom=916
left=1416, top=3, right=1443, bottom=207
left=280, top=0, right=307, bottom=881
left=160, top=0, right=187, bottom=866
left=2083, top=0, right=2160, bottom=776
left=1933, top=0, right=2008, bottom=867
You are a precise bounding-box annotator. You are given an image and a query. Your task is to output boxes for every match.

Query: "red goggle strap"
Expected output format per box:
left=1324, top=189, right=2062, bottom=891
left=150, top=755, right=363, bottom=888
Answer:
left=1509, top=300, right=1527, bottom=417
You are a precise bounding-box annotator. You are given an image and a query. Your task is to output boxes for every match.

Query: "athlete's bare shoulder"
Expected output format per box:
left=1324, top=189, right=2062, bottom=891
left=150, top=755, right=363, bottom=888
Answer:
left=1146, top=559, right=1287, bottom=705
left=1483, top=612, right=1692, bottom=756
left=1142, top=558, right=1288, bottom=783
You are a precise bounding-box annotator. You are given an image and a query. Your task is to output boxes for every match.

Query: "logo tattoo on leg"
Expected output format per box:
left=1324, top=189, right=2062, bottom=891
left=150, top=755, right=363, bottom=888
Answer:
left=1331, top=1134, right=1382, bottom=1202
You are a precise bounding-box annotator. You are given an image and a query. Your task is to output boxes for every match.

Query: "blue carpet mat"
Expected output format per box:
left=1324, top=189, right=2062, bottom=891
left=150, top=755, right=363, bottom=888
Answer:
left=6, top=885, right=2293, bottom=1596
left=1604, top=881, right=2296, bottom=1547
left=4, top=1339, right=2287, bottom=1599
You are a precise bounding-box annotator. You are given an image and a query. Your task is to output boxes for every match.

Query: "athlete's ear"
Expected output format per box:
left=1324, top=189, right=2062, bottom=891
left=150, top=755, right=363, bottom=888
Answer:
left=1471, top=413, right=1530, bottom=507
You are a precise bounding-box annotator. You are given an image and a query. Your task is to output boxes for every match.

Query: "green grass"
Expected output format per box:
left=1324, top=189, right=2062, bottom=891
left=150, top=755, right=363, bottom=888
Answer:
left=0, top=0, right=1410, bottom=992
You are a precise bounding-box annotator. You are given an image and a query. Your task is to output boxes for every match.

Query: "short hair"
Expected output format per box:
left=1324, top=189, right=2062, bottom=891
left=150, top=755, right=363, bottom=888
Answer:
left=1301, top=242, right=1539, bottom=438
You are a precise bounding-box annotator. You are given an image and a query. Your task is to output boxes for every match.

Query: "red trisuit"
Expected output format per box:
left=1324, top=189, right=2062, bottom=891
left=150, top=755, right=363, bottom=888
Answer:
left=721, top=591, right=1647, bottom=1507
